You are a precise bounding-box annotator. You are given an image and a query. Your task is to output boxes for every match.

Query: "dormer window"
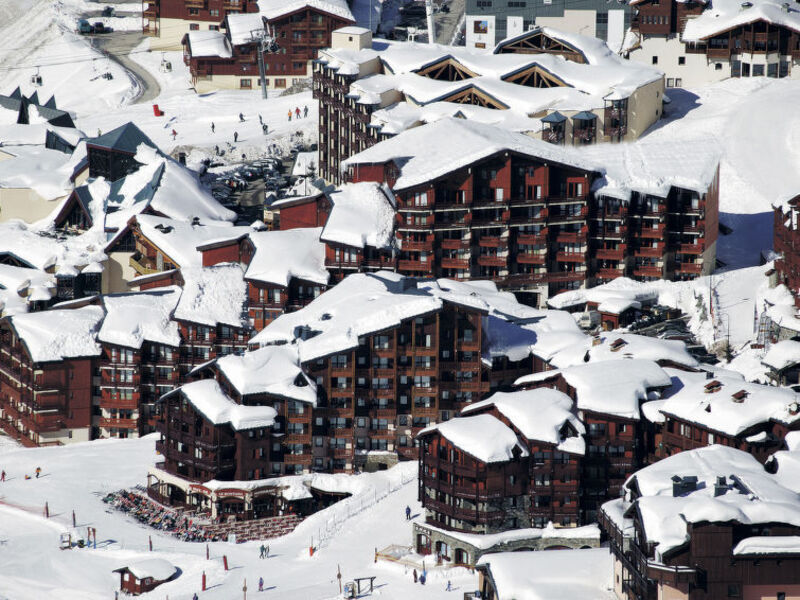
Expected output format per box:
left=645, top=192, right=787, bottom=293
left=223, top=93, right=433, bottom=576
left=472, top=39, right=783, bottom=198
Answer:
left=704, top=380, right=723, bottom=393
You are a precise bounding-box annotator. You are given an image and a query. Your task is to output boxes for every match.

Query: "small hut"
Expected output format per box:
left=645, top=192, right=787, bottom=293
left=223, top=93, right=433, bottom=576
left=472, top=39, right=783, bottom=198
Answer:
left=113, top=558, right=177, bottom=595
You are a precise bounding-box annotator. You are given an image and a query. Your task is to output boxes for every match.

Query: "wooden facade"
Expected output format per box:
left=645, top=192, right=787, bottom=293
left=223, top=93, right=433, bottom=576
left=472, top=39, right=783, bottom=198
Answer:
left=0, top=322, right=95, bottom=447
left=183, top=7, right=354, bottom=90
left=334, top=152, right=718, bottom=305
left=142, top=0, right=259, bottom=36
left=774, top=196, right=800, bottom=308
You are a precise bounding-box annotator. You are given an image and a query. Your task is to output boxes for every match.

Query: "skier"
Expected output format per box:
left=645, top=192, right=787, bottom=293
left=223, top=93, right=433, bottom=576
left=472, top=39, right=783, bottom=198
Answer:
left=1, top=470, right=5, bottom=482
left=259, top=544, right=266, bottom=558
left=262, top=123, right=268, bottom=135
left=420, top=572, right=426, bottom=585
left=35, top=467, right=41, bottom=479
left=171, top=129, right=177, bottom=140
left=413, top=569, right=418, bottom=583
left=303, top=105, right=308, bottom=118
left=193, top=594, right=199, bottom=600
left=446, top=580, right=452, bottom=591
left=211, top=122, right=215, bottom=133
left=234, top=131, right=239, bottom=143
left=265, top=544, right=270, bottom=557
left=288, top=110, right=292, bottom=121
left=259, top=576, right=264, bottom=591
left=405, top=505, right=411, bottom=520
left=239, top=112, right=245, bottom=122
left=258, top=114, right=263, bottom=125
left=295, top=107, right=301, bottom=119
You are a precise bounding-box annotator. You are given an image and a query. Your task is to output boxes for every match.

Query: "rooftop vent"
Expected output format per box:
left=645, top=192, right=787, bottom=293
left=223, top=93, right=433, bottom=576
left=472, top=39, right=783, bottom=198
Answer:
left=191, top=216, right=201, bottom=226
left=782, top=1, right=790, bottom=10
left=714, top=475, right=728, bottom=497
left=154, top=224, right=173, bottom=234
left=705, top=370, right=714, bottom=380
left=731, top=389, right=748, bottom=403
left=741, top=1, right=753, bottom=8
left=671, top=475, right=698, bottom=496
left=704, top=380, right=723, bottom=393
left=790, top=402, right=799, bottom=415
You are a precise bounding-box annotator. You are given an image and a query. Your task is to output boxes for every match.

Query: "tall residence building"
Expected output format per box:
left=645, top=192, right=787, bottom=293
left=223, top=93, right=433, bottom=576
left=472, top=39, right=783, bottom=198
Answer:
left=180, top=1, right=355, bottom=92
left=338, top=117, right=719, bottom=306
left=601, top=445, right=800, bottom=600
left=464, top=0, right=631, bottom=52
left=624, top=0, right=800, bottom=88
left=314, top=26, right=665, bottom=184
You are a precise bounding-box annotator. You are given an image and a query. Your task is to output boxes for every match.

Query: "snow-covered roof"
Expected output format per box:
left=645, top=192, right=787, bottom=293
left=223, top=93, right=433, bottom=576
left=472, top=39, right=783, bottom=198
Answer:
left=624, top=445, right=800, bottom=559
left=174, top=264, right=248, bottom=328
left=117, top=558, right=177, bottom=582
left=187, top=30, right=233, bottom=58
left=251, top=272, right=553, bottom=363
left=226, top=13, right=265, bottom=46
left=659, top=372, right=800, bottom=436
left=586, top=333, right=699, bottom=369
left=321, top=182, right=396, bottom=250
left=548, top=276, right=659, bottom=310
left=135, top=215, right=248, bottom=269
left=215, top=345, right=318, bottom=405
left=344, top=118, right=718, bottom=201
left=8, top=305, right=104, bottom=362
left=258, top=0, right=354, bottom=22
left=418, top=413, right=529, bottom=463
left=424, top=520, right=600, bottom=550
left=0, top=144, right=78, bottom=201
left=245, top=227, right=328, bottom=287
left=516, top=359, right=672, bottom=419
left=461, top=388, right=585, bottom=454
left=733, top=536, right=800, bottom=556
left=682, top=0, right=800, bottom=42
left=321, top=33, right=661, bottom=137
left=167, top=379, right=277, bottom=430
left=762, top=340, right=800, bottom=371
left=476, top=548, right=616, bottom=600
left=99, top=288, right=181, bottom=349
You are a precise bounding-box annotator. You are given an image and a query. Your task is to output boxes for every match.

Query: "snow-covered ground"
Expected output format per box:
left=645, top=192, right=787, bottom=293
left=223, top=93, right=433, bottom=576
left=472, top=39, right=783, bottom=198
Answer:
left=0, top=435, right=477, bottom=599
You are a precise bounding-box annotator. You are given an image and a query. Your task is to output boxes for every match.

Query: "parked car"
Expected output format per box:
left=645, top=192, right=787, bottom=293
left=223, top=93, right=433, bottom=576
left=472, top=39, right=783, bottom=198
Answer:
left=93, top=22, right=108, bottom=34
left=77, top=19, right=93, bottom=34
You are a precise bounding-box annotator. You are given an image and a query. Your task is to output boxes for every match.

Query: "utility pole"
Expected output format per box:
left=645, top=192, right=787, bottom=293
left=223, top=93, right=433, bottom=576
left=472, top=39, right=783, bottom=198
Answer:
left=254, top=25, right=277, bottom=100
left=425, top=0, right=435, bottom=44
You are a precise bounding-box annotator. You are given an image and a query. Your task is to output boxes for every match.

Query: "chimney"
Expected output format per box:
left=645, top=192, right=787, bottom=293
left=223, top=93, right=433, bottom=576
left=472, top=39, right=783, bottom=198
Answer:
left=714, top=475, right=727, bottom=497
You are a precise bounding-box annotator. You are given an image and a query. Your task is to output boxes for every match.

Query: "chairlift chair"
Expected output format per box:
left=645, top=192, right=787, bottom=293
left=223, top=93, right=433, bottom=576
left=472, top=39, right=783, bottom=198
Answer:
left=31, top=68, right=42, bottom=87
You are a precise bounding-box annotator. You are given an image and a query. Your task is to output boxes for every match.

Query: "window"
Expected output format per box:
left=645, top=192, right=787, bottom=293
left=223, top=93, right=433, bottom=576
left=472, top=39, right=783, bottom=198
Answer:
left=189, top=8, right=199, bottom=14
left=508, top=1, right=526, bottom=5
left=777, top=593, right=786, bottom=600
left=190, top=23, right=199, bottom=30
left=652, top=56, right=658, bottom=65
left=210, top=9, right=219, bottom=16
left=667, top=78, right=674, bottom=87
left=275, top=78, right=286, bottom=88
left=240, top=79, right=252, bottom=89
left=596, top=12, right=608, bottom=24
left=678, top=56, right=685, bottom=65
left=753, top=64, right=764, bottom=77
left=727, top=584, right=740, bottom=597
left=675, top=78, right=682, bottom=87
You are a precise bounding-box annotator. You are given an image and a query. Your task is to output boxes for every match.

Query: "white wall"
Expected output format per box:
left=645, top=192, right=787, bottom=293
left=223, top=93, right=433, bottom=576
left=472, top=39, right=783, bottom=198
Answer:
left=506, top=16, right=524, bottom=39
left=535, top=10, right=597, bottom=39
left=465, top=15, right=496, bottom=50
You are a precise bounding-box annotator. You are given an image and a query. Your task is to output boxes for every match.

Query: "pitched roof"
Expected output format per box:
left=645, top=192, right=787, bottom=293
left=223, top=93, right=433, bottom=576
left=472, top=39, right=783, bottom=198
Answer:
left=88, top=122, right=156, bottom=154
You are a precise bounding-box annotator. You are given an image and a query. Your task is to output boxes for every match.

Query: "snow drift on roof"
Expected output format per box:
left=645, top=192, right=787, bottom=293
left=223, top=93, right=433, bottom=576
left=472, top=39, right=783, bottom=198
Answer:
left=733, top=536, right=800, bottom=555
left=517, top=359, right=671, bottom=419
left=245, top=227, right=329, bottom=287
left=762, top=339, right=800, bottom=371
left=187, top=30, right=233, bottom=57
left=215, top=345, right=318, bottom=405
left=226, top=13, right=265, bottom=46
left=99, top=288, right=181, bottom=349
left=10, top=305, right=104, bottom=362
left=476, top=548, right=615, bottom=600
left=626, top=445, right=800, bottom=559
left=419, top=413, right=529, bottom=463
left=659, top=371, right=800, bottom=436
left=258, top=0, right=354, bottom=22
left=169, top=379, right=277, bottom=430
left=462, top=388, right=585, bottom=454
left=321, top=182, right=396, bottom=250
left=682, top=0, right=800, bottom=42
left=586, top=333, right=699, bottom=369
left=118, top=558, right=177, bottom=582
left=175, top=264, right=248, bottom=328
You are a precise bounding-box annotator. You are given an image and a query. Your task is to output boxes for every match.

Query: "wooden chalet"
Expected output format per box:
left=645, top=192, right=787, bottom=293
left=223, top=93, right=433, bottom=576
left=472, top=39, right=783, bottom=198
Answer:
left=114, top=559, right=177, bottom=595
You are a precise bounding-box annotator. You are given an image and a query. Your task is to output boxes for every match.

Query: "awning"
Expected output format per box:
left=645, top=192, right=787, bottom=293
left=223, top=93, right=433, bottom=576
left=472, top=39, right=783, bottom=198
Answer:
left=541, top=111, right=567, bottom=124
left=572, top=111, right=597, bottom=121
